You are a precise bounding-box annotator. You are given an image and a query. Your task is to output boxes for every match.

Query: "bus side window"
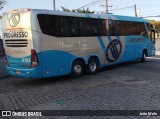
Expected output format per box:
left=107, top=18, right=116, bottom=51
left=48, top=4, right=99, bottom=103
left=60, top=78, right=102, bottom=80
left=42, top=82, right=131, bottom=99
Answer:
left=46, top=15, right=62, bottom=37
left=99, top=19, right=107, bottom=36
left=146, top=23, right=152, bottom=38
left=91, top=19, right=99, bottom=36
left=112, top=20, right=127, bottom=36
left=62, top=16, right=79, bottom=37
left=107, top=20, right=114, bottom=36
left=79, top=18, right=87, bottom=36
left=138, top=23, right=148, bottom=37
left=37, top=14, right=49, bottom=34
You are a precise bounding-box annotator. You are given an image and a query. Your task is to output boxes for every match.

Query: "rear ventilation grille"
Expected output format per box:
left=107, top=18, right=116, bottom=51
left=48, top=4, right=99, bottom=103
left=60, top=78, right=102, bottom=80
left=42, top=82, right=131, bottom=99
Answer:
left=5, top=39, right=28, bottom=47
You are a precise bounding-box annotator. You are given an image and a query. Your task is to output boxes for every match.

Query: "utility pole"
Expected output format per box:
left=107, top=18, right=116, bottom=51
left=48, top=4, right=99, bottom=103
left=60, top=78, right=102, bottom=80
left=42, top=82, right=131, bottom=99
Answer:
left=101, top=0, right=109, bottom=14
left=137, top=8, right=140, bottom=17
left=106, top=0, right=108, bottom=14
left=53, top=0, right=56, bottom=10
left=134, top=4, right=137, bottom=17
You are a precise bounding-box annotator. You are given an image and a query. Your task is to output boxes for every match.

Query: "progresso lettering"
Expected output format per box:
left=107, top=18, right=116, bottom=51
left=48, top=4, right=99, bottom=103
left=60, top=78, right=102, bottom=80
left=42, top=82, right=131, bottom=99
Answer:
left=129, top=38, right=146, bottom=43
left=4, top=31, right=28, bottom=38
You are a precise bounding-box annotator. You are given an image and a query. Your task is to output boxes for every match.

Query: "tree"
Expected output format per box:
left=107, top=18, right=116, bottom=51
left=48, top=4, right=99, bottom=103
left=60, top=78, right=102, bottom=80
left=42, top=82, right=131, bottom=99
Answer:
left=149, top=20, right=160, bottom=31
left=0, top=0, right=7, bottom=19
left=0, top=0, right=7, bottom=10
left=61, top=6, right=95, bottom=14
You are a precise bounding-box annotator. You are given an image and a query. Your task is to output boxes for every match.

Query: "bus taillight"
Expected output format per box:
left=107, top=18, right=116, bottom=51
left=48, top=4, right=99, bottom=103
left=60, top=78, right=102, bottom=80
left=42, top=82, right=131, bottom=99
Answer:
left=3, top=49, right=8, bottom=66
left=30, top=49, right=39, bottom=68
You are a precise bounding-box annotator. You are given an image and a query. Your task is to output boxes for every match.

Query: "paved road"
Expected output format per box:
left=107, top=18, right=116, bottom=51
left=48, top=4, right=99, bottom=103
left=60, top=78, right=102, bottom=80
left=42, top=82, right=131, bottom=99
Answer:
left=0, top=57, right=160, bottom=119
left=0, top=57, right=8, bottom=78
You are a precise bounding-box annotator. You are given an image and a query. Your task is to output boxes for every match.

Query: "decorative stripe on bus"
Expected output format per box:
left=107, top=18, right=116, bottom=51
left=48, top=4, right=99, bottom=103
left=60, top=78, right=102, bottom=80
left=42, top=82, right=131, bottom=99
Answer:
left=97, top=36, right=106, bottom=54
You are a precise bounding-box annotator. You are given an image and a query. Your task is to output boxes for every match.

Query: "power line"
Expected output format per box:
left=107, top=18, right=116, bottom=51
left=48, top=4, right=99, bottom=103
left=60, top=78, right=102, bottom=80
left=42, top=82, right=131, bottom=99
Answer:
left=142, top=15, right=160, bottom=18
left=78, top=0, right=104, bottom=9
left=79, top=0, right=110, bottom=14
left=142, top=14, right=160, bottom=17
left=137, top=5, right=160, bottom=7
left=109, top=5, right=137, bottom=17
left=109, top=5, right=134, bottom=11
left=141, top=10, right=160, bottom=15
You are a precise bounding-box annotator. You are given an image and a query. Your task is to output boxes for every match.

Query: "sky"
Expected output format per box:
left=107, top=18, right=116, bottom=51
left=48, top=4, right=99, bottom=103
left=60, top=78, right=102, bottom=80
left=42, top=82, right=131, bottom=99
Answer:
left=1, top=0, right=160, bottom=21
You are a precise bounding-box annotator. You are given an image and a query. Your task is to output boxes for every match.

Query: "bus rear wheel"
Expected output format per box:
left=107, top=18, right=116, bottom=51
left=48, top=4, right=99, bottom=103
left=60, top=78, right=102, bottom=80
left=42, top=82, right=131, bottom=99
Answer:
left=71, top=60, right=84, bottom=78
left=87, top=58, right=99, bottom=74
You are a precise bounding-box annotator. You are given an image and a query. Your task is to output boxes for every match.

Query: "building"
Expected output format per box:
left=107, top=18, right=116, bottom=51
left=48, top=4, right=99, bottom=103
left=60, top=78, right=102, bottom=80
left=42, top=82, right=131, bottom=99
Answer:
left=0, top=39, right=8, bottom=78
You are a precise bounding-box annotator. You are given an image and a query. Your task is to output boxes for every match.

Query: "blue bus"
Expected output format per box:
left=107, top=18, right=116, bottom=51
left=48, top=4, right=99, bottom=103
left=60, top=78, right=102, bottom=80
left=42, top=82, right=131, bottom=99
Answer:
left=2, top=9, right=155, bottom=78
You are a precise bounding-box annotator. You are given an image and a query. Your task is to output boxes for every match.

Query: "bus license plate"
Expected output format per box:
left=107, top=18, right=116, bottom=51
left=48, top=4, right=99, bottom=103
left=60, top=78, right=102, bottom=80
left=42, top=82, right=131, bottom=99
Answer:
left=16, top=70, right=21, bottom=75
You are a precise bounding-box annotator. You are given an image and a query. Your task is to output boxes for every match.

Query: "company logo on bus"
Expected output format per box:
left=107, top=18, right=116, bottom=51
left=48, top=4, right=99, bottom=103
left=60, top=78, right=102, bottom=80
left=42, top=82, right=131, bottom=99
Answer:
left=106, top=39, right=122, bottom=63
left=9, top=13, right=20, bottom=27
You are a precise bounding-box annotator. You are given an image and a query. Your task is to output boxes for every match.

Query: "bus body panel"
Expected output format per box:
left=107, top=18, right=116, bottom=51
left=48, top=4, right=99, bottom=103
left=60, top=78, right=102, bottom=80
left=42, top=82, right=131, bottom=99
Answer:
left=2, top=9, right=155, bottom=79
left=6, top=52, right=43, bottom=79
left=2, top=10, right=32, bottom=70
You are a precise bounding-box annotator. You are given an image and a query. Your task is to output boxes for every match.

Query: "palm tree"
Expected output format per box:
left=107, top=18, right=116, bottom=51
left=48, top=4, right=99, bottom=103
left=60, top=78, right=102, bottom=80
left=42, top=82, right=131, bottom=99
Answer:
left=61, top=6, right=95, bottom=14
left=0, top=0, right=7, bottom=10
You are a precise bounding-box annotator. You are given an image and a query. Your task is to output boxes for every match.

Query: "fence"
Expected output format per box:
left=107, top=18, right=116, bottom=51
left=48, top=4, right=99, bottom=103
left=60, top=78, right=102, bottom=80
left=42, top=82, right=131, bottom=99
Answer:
left=0, top=39, right=8, bottom=78
left=156, top=38, right=160, bottom=56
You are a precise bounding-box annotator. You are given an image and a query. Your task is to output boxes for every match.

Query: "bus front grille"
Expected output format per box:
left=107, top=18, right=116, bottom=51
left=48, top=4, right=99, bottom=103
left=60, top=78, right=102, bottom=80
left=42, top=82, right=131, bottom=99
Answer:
left=5, top=39, right=28, bottom=47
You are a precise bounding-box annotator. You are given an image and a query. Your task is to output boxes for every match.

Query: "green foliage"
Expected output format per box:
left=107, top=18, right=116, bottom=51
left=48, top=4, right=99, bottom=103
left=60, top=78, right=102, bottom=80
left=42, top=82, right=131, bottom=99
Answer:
left=61, top=6, right=95, bottom=14
left=0, top=0, right=7, bottom=10
left=149, top=20, right=160, bottom=31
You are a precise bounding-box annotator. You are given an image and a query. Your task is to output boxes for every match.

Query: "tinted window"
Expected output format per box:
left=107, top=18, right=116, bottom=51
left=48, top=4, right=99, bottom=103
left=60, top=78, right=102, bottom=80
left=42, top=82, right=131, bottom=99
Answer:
left=37, top=14, right=49, bottom=34
left=37, top=14, right=110, bottom=37
left=136, top=22, right=148, bottom=37
left=146, top=23, right=152, bottom=37
left=107, top=20, right=114, bottom=35
left=113, top=20, right=127, bottom=36
left=113, top=20, right=147, bottom=37
left=37, top=14, right=148, bottom=37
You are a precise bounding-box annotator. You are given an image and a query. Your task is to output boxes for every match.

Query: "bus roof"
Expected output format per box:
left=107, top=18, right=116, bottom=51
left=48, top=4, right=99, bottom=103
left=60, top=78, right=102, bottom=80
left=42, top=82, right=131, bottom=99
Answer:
left=5, top=8, right=150, bottom=23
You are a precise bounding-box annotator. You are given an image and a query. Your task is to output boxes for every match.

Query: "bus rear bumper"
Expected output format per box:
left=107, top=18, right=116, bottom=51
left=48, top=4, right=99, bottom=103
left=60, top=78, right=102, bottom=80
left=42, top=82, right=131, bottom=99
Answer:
left=6, top=66, right=42, bottom=79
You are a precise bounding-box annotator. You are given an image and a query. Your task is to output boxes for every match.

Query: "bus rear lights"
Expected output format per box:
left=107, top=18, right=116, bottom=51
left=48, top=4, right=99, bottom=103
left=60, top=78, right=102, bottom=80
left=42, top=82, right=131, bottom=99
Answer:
left=30, top=49, right=39, bottom=68
left=3, top=49, right=8, bottom=66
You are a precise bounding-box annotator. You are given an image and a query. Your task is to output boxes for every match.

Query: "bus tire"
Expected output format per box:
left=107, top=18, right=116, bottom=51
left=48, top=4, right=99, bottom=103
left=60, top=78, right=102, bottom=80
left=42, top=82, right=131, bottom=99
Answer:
left=87, top=58, right=99, bottom=74
left=71, top=60, right=84, bottom=78
left=141, top=50, right=147, bottom=63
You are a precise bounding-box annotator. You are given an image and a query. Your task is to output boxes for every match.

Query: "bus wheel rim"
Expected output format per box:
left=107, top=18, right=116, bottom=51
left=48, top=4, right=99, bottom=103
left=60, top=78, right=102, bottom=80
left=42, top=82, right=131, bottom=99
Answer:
left=90, top=62, right=96, bottom=72
left=74, top=65, right=82, bottom=74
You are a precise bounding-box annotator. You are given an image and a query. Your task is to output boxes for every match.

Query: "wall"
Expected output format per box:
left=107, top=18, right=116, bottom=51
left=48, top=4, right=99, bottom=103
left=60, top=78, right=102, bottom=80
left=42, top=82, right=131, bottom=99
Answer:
left=0, top=39, right=8, bottom=78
